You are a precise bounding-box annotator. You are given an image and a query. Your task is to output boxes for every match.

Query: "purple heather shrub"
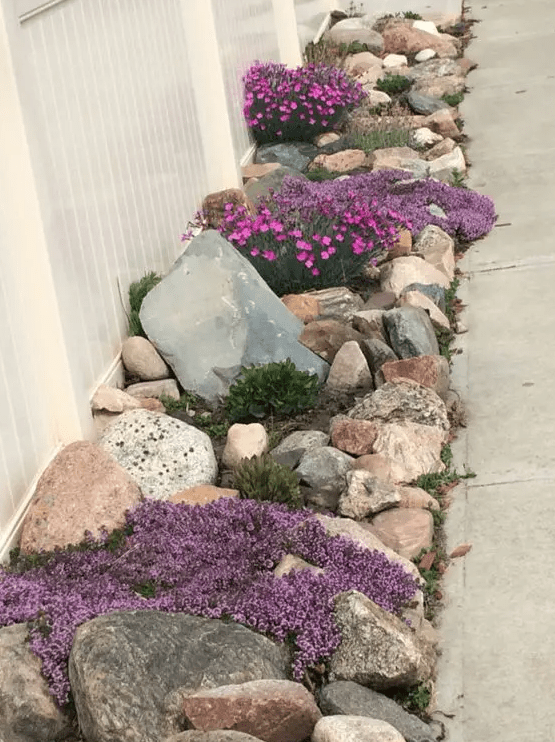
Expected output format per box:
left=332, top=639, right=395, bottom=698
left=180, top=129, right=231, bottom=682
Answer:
left=0, top=499, right=418, bottom=706
left=243, top=61, right=366, bottom=143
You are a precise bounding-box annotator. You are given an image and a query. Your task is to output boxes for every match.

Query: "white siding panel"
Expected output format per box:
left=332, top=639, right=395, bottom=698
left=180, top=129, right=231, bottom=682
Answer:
left=212, top=0, right=280, bottom=162
left=18, top=0, right=209, bottom=400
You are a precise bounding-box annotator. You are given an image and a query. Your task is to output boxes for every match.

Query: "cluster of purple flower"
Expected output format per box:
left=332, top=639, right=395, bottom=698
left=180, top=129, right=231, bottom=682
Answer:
left=0, top=499, right=418, bottom=706
left=273, top=170, right=496, bottom=242
left=217, top=187, right=410, bottom=294
left=243, top=61, right=366, bottom=143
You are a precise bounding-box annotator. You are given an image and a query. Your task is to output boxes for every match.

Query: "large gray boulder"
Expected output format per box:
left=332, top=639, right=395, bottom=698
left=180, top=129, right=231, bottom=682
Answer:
left=69, top=611, right=290, bottom=742
left=140, top=231, right=328, bottom=402
left=0, top=624, right=73, bottom=742
left=319, top=681, right=437, bottom=742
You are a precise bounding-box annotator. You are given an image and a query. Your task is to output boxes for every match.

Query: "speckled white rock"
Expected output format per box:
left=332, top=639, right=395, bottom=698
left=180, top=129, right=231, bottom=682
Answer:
left=99, top=409, right=217, bottom=499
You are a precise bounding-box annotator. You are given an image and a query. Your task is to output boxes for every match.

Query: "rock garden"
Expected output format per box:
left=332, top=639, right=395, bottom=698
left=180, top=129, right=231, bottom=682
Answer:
left=0, top=7, right=493, bottom=742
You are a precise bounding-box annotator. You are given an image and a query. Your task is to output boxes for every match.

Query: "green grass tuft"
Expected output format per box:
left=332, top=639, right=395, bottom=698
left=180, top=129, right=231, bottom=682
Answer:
left=127, top=272, right=162, bottom=337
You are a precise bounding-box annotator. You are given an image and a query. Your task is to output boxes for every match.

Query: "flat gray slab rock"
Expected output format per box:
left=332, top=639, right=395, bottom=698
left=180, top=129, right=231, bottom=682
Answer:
left=69, top=611, right=289, bottom=742
left=319, top=681, right=437, bottom=742
left=99, top=409, right=217, bottom=499
left=140, top=231, right=328, bottom=401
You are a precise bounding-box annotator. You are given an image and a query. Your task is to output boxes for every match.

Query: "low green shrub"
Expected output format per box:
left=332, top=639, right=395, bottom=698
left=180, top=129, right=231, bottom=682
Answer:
left=442, top=91, right=464, bottom=107
left=128, top=272, right=162, bottom=337
left=225, top=359, right=320, bottom=422
left=376, top=75, right=412, bottom=95
left=233, top=454, right=303, bottom=509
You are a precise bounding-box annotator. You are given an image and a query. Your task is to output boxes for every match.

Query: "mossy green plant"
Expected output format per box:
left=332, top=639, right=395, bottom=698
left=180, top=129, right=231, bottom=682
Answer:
left=376, top=75, right=412, bottom=96
left=128, top=272, right=162, bottom=337
left=442, top=91, right=464, bottom=107
left=233, top=454, right=303, bottom=509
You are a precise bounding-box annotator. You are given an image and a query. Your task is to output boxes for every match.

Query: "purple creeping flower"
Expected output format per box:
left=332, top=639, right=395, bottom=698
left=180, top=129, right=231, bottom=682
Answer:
left=243, top=61, right=366, bottom=143
left=0, top=499, right=418, bottom=706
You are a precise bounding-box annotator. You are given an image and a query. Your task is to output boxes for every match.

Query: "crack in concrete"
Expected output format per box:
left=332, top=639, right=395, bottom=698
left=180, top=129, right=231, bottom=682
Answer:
left=468, top=475, right=555, bottom=488
left=470, top=254, right=555, bottom=275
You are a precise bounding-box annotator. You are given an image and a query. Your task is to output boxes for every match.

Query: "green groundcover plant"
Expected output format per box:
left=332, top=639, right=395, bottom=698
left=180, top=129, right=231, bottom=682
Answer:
left=243, top=60, right=366, bottom=144
left=0, top=499, right=419, bottom=706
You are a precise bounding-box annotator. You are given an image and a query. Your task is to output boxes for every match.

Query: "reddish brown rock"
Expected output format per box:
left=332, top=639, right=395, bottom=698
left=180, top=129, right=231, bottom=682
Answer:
left=424, top=136, right=456, bottom=161
left=169, top=485, right=239, bottom=506
left=370, top=508, right=435, bottom=560
left=380, top=355, right=449, bottom=400
left=423, top=109, right=461, bottom=139
left=139, top=397, right=166, bottom=412
left=382, top=23, right=459, bottom=57
left=281, top=294, right=321, bottom=323
left=20, top=441, right=142, bottom=553
left=202, top=188, right=256, bottom=229
left=330, top=417, right=380, bottom=456
left=299, top=320, right=366, bottom=363
left=181, top=679, right=322, bottom=742
left=457, top=57, right=478, bottom=74
left=362, top=291, right=397, bottom=311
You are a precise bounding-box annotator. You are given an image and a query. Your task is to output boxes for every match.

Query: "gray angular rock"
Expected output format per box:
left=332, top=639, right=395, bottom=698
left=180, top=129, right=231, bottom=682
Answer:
left=99, top=409, right=217, bottom=499
left=406, top=90, right=450, bottom=115
left=383, top=307, right=440, bottom=359
left=406, top=57, right=462, bottom=82
left=360, top=338, right=399, bottom=380
left=69, top=611, right=289, bottom=742
left=348, top=380, right=449, bottom=433
left=309, top=286, right=364, bottom=322
left=326, top=341, right=373, bottom=392
left=326, top=19, right=384, bottom=54
left=319, top=681, right=437, bottom=742
left=140, top=231, right=328, bottom=401
left=271, top=430, right=330, bottom=459
left=255, top=142, right=318, bottom=172
left=0, top=624, right=73, bottom=742
left=400, top=282, right=446, bottom=312
left=244, top=166, right=307, bottom=203
left=338, top=470, right=401, bottom=519
left=296, top=446, right=354, bottom=494
left=329, top=591, right=435, bottom=689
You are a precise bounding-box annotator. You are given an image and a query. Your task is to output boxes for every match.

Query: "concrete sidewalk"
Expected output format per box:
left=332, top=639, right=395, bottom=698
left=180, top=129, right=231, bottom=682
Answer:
left=434, top=1, right=555, bottom=740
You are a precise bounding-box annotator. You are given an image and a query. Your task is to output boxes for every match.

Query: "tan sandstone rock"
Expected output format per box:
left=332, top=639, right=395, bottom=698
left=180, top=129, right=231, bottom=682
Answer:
left=299, top=320, right=366, bottom=363
left=370, top=508, right=434, bottom=560
left=309, top=149, right=368, bottom=173
left=372, top=421, right=446, bottom=483
left=326, top=341, right=373, bottom=391
left=202, top=188, right=256, bottom=229
left=339, top=470, right=401, bottom=519
left=281, top=294, right=321, bottom=323
left=222, top=423, right=268, bottom=469
left=380, top=256, right=450, bottom=297
left=121, top=336, right=170, bottom=381
left=169, top=485, right=239, bottom=506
